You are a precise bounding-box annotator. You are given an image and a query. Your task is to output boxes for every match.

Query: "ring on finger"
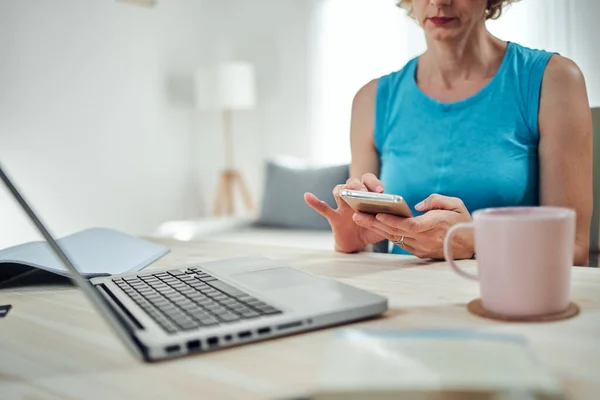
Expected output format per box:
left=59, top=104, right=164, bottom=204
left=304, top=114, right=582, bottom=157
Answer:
left=392, top=236, right=406, bottom=248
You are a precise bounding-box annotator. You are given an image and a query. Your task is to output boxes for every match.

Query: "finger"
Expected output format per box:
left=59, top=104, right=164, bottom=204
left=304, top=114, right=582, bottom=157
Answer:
left=369, top=217, right=413, bottom=238
left=361, top=173, right=384, bottom=193
left=344, top=177, right=368, bottom=191
left=352, top=211, right=377, bottom=227
left=392, top=235, right=417, bottom=252
left=304, top=192, right=337, bottom=220
left=384, top=231, right=418, bottom=254
left=411, top=210, right=451, bottom=232
left=375, top=213, right=428, bottom=233
left=415, top=194, right=465, bottom=213
left=358, top=224, right=402, bottom=245
left=332, top=184, right=351, bottom=209
left=354, top=213, right=416, bottom=239
left=362, top=223, right=420, bottom=255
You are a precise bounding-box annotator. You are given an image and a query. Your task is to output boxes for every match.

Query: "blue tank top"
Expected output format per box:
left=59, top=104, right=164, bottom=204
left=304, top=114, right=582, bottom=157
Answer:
left=375, top=42, right=554, bottom=255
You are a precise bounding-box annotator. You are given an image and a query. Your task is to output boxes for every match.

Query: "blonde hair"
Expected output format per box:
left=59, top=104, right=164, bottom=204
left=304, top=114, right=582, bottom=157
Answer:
left=396, top=0, right=520, bottom=21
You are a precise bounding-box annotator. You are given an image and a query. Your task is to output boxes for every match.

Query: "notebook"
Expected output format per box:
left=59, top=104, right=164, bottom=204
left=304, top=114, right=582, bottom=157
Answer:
left=310, top=329, right=564, bottom=400
left=0, top=227, right=169, bottom=285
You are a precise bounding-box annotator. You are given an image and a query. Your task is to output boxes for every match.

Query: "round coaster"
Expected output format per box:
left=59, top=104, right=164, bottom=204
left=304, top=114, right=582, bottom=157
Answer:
left=467, top=299, right=580, bottom=323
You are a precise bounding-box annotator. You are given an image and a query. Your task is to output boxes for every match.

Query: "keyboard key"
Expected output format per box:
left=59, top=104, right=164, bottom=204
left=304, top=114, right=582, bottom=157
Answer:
left=198, top=298, right=216, bottom=305
left=199, top=276, right=217, bottom=282
left=157, top=305, right=178, bottom=314
left=250, top=303, right=270, bottom=311
left=262, top=308, right=282, bottom=315
left=218, top=313, right=241, bottom=323
left=211, top=306, right=229, bottom=314
left=199, top=317, right=220, bottom=326
left=173, top=313, right=195, bottom=324
left=181, top=322, right=199, bottom=331
left=240, top=310, right=260, bottom=319
left=169, top=270, right=186, bottom=277
left=157, top=319, right=178, bottom=334
left=180, top=303, right=197, bottom=311
left=150, top=299, right=169, bottom=307
left=207, top=281, right=245, bottom=297
left=190, top=310, right=212, bottom=319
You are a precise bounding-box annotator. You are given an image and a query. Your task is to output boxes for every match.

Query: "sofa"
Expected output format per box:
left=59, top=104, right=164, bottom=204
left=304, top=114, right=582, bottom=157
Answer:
left=153, top=160, right=345, bottom=251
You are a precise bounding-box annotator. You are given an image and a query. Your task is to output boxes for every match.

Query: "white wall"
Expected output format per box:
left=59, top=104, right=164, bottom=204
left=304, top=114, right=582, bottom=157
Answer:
left=0, top=0, right=315, bottom=249
left=567, top=0, right=600, bottom=107
left=191, top=0, right=316, bottom=217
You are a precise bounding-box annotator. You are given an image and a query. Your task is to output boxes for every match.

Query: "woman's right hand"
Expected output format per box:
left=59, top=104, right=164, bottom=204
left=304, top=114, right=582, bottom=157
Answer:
left=304, top=173, right=387, bottom=253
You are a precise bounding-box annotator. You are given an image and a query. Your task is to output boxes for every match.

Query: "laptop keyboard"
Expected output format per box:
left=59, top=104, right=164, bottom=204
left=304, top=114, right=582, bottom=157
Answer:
left=112, top=267, right=282, bottom=334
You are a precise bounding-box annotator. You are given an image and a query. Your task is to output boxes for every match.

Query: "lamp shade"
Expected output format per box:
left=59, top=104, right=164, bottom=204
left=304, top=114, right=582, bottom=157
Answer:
left=195, top=62, right=257, bottom=110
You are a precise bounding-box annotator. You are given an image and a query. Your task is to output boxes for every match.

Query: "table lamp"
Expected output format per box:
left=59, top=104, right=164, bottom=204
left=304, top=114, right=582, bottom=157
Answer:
left=195, top=62, right=257, bottom=216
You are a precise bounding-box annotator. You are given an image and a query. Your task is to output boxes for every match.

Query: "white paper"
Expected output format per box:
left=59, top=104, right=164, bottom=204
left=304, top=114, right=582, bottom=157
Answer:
left=315, top=329, right=563, bottom=398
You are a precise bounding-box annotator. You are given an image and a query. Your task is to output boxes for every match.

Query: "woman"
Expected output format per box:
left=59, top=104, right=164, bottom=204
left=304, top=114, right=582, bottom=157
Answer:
left=305, top=0, right=593, bottom=266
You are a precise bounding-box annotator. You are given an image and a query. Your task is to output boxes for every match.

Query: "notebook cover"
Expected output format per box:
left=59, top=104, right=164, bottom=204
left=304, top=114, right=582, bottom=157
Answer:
left=0, top=227, right=170, bottom=283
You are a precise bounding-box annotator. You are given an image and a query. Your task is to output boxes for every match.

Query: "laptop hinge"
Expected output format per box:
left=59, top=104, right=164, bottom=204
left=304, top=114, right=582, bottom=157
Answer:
left=96, top=283, right=145, bottom=332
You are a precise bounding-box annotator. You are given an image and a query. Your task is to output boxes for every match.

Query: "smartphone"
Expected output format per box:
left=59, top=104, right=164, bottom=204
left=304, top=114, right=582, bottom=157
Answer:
left=340, top=189, right=413, bottom=218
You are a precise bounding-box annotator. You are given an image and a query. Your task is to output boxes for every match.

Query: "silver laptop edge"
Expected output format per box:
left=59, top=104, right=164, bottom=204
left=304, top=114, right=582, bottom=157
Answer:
left=0, top=162, right=388, bottom=362
left=0, top=163, right=146, bottom=360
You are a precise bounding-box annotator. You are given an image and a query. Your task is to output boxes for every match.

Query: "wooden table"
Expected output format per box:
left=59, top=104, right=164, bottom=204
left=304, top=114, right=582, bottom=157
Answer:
left=1, top=239, right=599, bottom=400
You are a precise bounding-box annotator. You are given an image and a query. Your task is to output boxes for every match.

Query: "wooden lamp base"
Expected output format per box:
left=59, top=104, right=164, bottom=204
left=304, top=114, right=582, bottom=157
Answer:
left=213, top=168, right=254, bottom=216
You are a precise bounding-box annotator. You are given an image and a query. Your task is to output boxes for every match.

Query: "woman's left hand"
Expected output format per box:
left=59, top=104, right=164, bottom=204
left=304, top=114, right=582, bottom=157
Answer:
left=353, top=194, right=475, bottom=260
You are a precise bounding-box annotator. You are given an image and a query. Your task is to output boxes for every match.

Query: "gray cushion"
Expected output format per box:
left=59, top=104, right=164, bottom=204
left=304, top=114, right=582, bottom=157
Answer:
left=256, top=161, right=349, bottom=230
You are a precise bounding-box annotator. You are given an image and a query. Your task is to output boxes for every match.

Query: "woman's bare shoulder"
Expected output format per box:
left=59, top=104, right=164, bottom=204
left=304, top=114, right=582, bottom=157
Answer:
left=542, top=55, right=587, bottom=94
left=354, top=79, right=379, bottom=103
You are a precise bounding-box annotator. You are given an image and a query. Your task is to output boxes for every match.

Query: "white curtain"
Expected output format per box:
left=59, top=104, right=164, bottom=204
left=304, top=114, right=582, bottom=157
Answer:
left=311, top=0, right=596, bottom=165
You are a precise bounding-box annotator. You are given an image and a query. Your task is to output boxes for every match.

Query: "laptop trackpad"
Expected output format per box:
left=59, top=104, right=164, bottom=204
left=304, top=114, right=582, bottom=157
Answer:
left=231, top=267, right=318, bottom=290
left=231, top=267, right=344, bottom=310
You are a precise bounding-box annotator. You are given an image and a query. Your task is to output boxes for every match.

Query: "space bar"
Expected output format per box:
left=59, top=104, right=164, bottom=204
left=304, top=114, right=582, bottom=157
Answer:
left=208, top=280, right=245, bottom=297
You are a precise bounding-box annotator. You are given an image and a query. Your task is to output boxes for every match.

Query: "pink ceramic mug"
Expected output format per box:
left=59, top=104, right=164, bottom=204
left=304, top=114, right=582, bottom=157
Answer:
left=444, top=207, right=576, bottom=318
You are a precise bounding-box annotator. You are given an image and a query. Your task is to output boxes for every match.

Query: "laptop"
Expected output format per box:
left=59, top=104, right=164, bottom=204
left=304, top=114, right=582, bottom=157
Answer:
left=0, top=163, right=388, bottom=362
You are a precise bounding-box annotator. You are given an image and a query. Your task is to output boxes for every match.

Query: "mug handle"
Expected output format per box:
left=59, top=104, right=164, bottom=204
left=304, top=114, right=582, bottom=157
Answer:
left=444, top=222, right=479, bottom=281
